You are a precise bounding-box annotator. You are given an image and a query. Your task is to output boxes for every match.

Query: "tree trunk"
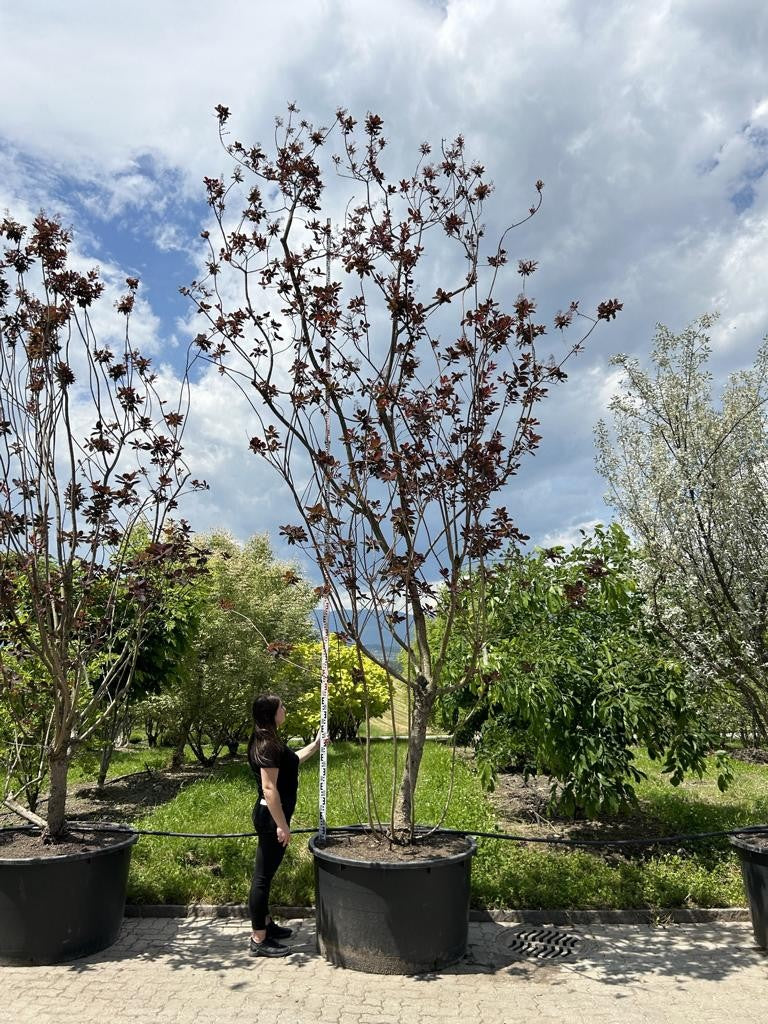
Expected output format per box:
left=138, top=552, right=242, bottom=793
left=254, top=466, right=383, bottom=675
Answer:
left=97, top=700, right=124, bottom=787
left=397, top=676, right=435, bottom=833
left=170, top=720, right=190, bottom=769
left=47, top=752, right=70, bottom=837
left=97, top=742, right=113, bottom=789
left=170, top=734, right=186, bottom=768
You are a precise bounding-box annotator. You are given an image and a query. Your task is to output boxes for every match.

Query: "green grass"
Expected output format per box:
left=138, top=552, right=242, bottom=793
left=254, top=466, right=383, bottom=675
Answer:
left=0, top=743, right=171, bottom=798
left=471, top=842, right=745, bottom=909
left=472, top=750, right=768, bottom=910
left=67, top=745, right=172, bottom=786
left=115, top=743, right=768, bottom=909
left=633, top=748, right=768, bottom=836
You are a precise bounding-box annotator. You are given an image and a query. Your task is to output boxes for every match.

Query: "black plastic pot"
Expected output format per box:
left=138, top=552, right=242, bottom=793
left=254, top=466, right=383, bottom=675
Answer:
left=309, top=830, right=476, bottom=974
left=730, top=835, right=768, bottom=949
left=0, top=828, right=138, bottom=965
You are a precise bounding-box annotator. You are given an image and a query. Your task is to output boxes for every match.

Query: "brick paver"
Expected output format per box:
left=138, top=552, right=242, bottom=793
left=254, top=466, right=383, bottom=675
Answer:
left=1, top=918, right=766, bottom=1023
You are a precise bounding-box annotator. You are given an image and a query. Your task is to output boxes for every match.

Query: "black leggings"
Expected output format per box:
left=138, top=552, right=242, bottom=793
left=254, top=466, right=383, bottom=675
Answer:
left=249, top=805, right=287, bottom=930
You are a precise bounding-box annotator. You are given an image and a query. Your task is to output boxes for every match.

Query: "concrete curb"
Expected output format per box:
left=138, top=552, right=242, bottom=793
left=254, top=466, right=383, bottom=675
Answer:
left=124, top=903, right=751, bottom=923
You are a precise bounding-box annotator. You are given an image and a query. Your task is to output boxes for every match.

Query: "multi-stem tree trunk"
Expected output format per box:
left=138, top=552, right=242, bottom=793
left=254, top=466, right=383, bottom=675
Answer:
left=170, top=723, right=189, bottom=768
left=97, top=745, right=112, bottom=790
left=97, top=700, right=125, bottom=788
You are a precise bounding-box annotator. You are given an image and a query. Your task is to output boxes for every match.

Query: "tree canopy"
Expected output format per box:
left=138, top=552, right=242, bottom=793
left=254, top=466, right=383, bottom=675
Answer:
left=138, top=532, right=317, bottom=766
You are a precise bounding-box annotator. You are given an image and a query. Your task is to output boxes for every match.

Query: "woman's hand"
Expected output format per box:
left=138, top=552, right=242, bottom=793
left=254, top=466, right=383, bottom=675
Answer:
left=297, top=731, right=324, bottom=764
left=276, top=825, right=291, bottom=847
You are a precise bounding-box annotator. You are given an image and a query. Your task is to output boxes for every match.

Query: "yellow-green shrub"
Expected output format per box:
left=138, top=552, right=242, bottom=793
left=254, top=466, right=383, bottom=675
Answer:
left=282, top=636, right=390, bottom=740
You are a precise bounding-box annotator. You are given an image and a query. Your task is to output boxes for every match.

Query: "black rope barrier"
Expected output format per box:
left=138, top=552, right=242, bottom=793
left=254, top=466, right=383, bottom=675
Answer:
left=2, top=821, right=768, bottom=847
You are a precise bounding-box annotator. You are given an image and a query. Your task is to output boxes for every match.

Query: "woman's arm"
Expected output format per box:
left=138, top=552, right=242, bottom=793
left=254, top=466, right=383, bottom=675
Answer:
left=260, top=766, right=291, bottom=844
left=296, top=731, right=322, bottom=765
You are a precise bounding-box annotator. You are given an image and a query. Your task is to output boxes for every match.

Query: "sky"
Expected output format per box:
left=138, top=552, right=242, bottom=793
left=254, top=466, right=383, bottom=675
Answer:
left=2, top=0, right=768, bottom=576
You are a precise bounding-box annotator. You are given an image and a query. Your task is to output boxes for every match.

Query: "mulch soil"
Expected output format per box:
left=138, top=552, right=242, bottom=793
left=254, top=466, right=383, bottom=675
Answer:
left=0, top=828, right=124, bottom=859
left=485, top=758, right=768, bottom=856
left=319, top=830, right=472, bottom=862
left=729, top=747, right=768, bottom=765
left=486, top=771, right=668, bottom=846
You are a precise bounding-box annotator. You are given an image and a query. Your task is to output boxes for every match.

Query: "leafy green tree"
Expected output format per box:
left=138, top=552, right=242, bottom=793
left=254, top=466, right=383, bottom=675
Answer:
left=596, top=317, right=768, bottom=742
left=92, top=562, right=204, bottom=782
left=141, top=532, right=317, bottom=766
left=435, top=524, right=730, bottom=816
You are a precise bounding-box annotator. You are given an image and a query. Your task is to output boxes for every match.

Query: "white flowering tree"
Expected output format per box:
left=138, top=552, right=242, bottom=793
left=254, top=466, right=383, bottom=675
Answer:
left=596, top=316, right=768, bottom=741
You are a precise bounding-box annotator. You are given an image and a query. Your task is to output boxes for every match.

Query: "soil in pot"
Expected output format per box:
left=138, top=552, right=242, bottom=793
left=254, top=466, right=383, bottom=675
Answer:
left=318, top=829, right=470, bottom=862
left=0, top=828, right=125, bottom=859
left=735, top=835, right=768, bottom=854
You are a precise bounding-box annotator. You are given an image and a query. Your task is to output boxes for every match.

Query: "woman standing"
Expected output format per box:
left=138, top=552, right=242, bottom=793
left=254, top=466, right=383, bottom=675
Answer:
left=247, top=693, right=321, bottom=958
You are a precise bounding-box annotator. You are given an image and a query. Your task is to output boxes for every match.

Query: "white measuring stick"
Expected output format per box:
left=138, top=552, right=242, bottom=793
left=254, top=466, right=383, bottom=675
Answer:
left=318, top=597, right=329, bottom=842
left=318, top=217, right=331, bottom=843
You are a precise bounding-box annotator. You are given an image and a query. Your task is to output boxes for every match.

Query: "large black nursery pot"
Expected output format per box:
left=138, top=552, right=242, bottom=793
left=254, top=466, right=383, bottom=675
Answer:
left=0, top=827, right=138, bottom=965
left=309, top=829, right=477, bottom=974
left=730, top=834, right=768, bottom=949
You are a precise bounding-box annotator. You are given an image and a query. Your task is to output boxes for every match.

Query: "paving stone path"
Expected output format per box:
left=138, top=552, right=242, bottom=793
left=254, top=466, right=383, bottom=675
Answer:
left=2, top=918, right=766, bottom=1024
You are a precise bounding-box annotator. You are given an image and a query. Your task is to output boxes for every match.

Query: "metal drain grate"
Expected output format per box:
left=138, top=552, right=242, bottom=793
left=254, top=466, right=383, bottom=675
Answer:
left=504, top=927, right=581, bottom=960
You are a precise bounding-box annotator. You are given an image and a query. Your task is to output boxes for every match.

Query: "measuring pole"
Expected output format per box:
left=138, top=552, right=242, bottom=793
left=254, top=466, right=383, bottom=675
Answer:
left=318, top=218, right=332, bottom=842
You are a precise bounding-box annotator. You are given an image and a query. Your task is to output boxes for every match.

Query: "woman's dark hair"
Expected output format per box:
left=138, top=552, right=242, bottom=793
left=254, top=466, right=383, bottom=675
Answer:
left=248, top=694, right=284, bottom=770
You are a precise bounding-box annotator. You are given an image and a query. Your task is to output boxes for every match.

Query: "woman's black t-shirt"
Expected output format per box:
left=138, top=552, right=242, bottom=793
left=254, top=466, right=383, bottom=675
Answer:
left=249, top=741, right=300, bottom=824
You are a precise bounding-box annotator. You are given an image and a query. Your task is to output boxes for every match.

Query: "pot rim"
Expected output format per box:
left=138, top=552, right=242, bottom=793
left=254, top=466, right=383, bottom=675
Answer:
left=729, top=833, right=768, bottom=852
left=309, top=827, right=477, bottom=870
left=0, top=824, right=138, bottom=866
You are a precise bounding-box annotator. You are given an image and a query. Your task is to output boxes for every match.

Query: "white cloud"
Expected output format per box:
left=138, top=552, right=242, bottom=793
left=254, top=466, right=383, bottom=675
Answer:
left=152, top=221, right=188, bottom=253
left=537, top=519, right=604, bottom=552
left=3, top=0, right=768, bottom=557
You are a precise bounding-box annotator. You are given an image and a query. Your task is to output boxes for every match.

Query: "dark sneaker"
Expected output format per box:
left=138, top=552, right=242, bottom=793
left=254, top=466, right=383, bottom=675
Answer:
left=250, top=936, right=290, bottom=958
left=266, top=920, right=293, bottom=940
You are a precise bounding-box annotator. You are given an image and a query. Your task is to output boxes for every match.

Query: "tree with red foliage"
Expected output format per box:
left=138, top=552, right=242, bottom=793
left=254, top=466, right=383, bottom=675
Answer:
left=187, top=105, right=621, bottom=837
left=0, top=215, right=206, bottom=838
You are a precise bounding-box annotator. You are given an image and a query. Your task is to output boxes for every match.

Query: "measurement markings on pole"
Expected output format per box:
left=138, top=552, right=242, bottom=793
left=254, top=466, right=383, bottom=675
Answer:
left=318, top=215, right=332, bottom=844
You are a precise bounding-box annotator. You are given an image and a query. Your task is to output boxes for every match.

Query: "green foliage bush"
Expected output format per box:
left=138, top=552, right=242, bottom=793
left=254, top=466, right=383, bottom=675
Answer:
left=435, top=524, right=732, bottom=816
